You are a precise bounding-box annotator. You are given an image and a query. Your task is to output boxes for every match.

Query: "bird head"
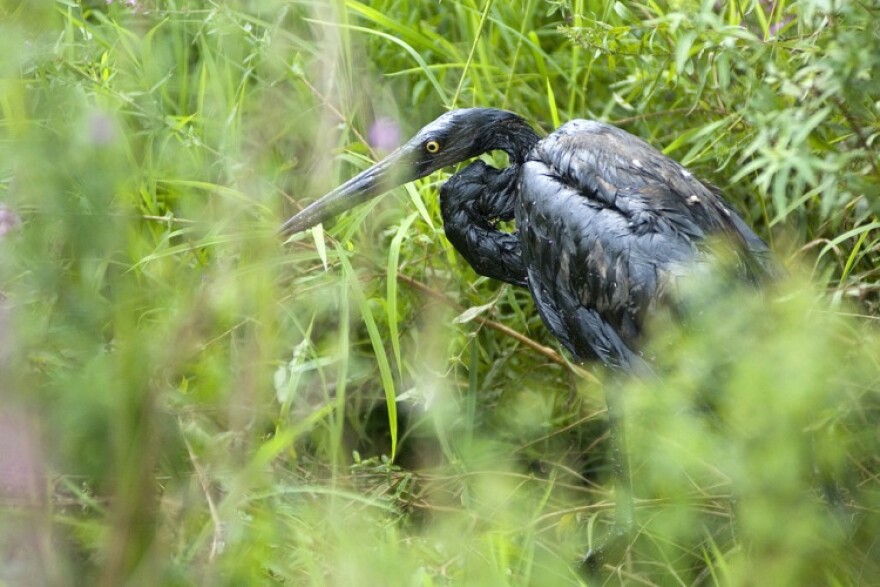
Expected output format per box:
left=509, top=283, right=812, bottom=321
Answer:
left=280, top=108, right=535, bottom=235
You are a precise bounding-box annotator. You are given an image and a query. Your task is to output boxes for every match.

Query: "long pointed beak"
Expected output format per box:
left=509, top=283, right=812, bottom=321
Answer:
left=280, top=148, right=417, bottom=236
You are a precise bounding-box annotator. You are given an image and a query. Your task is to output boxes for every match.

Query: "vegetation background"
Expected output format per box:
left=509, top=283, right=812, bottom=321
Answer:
left=1, top=0, right=878, bottom=584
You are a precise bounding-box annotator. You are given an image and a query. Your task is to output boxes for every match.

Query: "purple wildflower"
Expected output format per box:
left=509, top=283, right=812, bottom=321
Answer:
left=0, top=409, right=44, bottom=502
left=368, top=117, right=402, bottom=152
left=88, top=111, right=117, bottom=146
left=0, top=207, right=20, bottom=238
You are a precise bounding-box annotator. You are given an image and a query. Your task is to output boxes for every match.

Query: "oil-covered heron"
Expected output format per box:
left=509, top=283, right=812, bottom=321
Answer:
left=281, top=108, right=772, bottom=564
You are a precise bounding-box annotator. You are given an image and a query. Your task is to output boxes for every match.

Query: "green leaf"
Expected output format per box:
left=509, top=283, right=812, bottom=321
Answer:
left=674, top=31, right=697, bottom=74
left=387, top=212, right=418, bottom=380
left=453, top=300, right=496, bottom=324
left=336, top=244, right=398, bottom=460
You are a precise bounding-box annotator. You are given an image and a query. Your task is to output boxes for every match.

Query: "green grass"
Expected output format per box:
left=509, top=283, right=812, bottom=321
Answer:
left=1, top=0, right=879, bottom=584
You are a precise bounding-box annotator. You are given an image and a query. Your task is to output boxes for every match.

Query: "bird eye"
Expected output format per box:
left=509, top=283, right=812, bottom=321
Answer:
left=425, top=140, right=441, bottom=154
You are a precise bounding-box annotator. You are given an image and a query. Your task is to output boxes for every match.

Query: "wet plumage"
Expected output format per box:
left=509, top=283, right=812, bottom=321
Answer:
left=515, top=119, right=772, bottom=370
left=281, top=108, right=772, bottom=370
left=281, top=107, right=774, bottom=566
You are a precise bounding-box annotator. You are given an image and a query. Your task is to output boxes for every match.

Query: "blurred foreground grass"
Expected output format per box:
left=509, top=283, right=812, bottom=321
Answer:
left=1, top=1, right=879, bottom=585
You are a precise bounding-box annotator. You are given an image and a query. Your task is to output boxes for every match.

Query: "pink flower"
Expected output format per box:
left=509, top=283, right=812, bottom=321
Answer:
left=0, top=409, right=44, bottom=502
left=88, top=111, right=117, bottom=146
left=368, top=117, right=402, bottom=152
left=0, top=206, right=20, bottom=238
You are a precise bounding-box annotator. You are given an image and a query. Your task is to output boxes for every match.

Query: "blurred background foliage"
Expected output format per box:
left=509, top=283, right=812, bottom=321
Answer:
left=0, top=0, right=878, bottom=584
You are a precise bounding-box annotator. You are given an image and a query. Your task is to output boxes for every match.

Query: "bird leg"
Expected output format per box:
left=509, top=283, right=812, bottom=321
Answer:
left=439, top=161, right=527, bottom=287
left=581, top=386, right=635, bottom=572
left=608, top=387, right=635, bottom=530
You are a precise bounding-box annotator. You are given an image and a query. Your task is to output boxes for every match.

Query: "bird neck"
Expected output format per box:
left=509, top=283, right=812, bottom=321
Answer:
left=486, top=116, right=541, bottom=165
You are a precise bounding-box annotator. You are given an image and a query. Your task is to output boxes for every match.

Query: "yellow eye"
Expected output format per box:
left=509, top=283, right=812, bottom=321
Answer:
left=425, top=140, right=441, bottom=154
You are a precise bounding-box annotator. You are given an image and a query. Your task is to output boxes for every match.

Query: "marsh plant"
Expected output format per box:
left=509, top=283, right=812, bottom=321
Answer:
left=1, top=1, right=878, bottom=584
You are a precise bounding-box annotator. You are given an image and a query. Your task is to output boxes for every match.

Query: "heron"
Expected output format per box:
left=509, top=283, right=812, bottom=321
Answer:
left=280, top=108, right=773, bottom=566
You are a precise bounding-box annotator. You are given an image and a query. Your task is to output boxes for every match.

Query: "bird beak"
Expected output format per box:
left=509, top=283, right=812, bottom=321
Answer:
left=280, top=145, right=420, bottom=236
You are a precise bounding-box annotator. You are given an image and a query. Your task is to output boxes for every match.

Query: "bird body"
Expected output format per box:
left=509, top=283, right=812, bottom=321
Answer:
left=281, top=108, right=773, bottom=566
left=514, top=119, right=771, bottom=369
left=281, top=108, right=771, bottom=372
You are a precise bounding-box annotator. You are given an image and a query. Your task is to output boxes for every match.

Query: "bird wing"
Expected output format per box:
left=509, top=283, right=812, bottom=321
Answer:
left=533, top=120, right=767, bottom=253
left=516, top=119, right=770, bottom=369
